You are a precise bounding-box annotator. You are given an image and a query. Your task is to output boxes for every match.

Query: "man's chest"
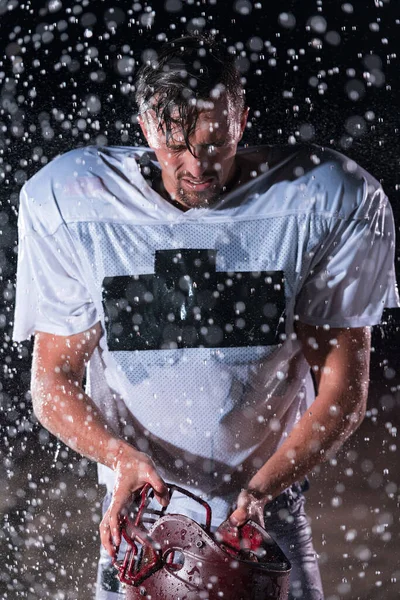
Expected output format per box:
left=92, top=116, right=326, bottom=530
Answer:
left=69, top=217, right=312, bottom=352
left=71, top=217, right=305, bottom=277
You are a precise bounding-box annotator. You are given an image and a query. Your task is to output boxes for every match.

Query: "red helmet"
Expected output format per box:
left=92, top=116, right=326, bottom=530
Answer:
left=114, top=484, right=291, bottom=600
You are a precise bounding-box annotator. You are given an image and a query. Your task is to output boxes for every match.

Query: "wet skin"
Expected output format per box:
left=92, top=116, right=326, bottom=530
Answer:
left=138, top=95, right=249, bottom=210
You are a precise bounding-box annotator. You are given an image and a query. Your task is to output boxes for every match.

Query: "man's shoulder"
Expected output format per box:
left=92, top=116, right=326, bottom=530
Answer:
left=24, top=145, right=149, bottom=187
left=19, top=145, right=152, bottom=236
left=299, top=144, right=385, bottom=219
left=242, top=144, right=384, bottom=220
left=246, top=143, right=380, bottom=187
left=19, top=148, right=85, bottom=236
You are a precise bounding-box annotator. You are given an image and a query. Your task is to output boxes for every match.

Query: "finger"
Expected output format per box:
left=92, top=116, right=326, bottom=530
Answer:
left=147, top=472, right=169, bottom=506
left=229, top=490, right=251, bottom=526
left=241, top=490, right=265, bottom=526
left=109, top=512, right=122, bottom=549
left=229, top=506, right=249, bottom=527
left=254, top=503, right=265, bottom=527
left=100, top=517, right=117, bottom=558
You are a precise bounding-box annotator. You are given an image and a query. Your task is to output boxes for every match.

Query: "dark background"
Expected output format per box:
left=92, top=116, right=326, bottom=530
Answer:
left=0, top=1, right=399, bottom=599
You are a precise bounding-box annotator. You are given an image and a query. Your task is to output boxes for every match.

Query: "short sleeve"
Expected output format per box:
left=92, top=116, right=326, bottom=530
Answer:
left=13, top=185, right=99, bottom=341
left=296, top=194, right=399, bottom=328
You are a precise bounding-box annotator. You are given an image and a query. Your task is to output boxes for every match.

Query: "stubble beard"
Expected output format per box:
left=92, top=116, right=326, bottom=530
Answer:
left=175, top=181, right=222, bottom=209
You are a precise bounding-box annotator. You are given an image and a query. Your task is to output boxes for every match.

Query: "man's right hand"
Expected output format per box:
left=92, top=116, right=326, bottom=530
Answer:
left=100, top=445, right=170, bottom=558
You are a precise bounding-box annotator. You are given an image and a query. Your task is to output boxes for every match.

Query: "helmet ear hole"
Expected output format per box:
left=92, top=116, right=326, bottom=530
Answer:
left=163, top=549, right=185, bottom=571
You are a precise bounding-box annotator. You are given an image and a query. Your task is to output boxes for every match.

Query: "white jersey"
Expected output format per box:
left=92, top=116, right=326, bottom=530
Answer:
left=13, top=144, right=399, bottom=512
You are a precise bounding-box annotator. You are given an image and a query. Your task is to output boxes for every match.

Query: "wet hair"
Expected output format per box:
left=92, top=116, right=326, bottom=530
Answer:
left=135, top=34, right=245, bottom=152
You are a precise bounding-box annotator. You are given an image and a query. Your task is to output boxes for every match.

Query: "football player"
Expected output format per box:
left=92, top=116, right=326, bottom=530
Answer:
left=13, top=35, right=399, bottom=599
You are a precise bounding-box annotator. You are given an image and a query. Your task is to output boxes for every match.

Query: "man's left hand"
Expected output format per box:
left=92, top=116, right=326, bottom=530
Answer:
left=229, top=488, right=269, bottom=528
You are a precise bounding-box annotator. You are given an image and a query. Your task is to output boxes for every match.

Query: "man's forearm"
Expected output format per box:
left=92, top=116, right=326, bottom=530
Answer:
left=246, top=324, right=371, bottom=503
left=31, top=373, right=130, bottom=469
left=248, top=383, right=367, bottom=501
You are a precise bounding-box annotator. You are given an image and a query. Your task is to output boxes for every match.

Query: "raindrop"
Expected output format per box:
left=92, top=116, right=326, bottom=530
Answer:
left=247, top=37, right=263, bottom=52
left=269, top=418, right=281, bottom=432
left=140, top=11, right=155, bottom=28
left=278, top=12, right=296, bottom=29
left=187, top=17, right=206, bottom=34
left=116, top=56, right=136, bottom=76
left=165, top=0, right=182, bottom=12
left=363, top=54, right=383, bottom=70
left=234, top=56, right=250, bottom=74
left=310, top=38, right=323, bottom=50
left=325, top=31, right=341, bottom=46
left=85, top=94, right=101, bottom=114
left=48, top=0, right=62, bottom=12
left=341, top=3, right=354, bottom=13
left=142, top=48, right=158, bottom=66
left=104, top=7, right=126, bottom=28
left=80, top=12, right=97, bottom=28
left=345, top=115, right=367, bottom=137
left=345, top=79, right=366, bottom=101
left=298, top=123, right=315, bottom=141
left=234, top=0, right=252, bottom=16
left=308, top=16, right=328, bottom=35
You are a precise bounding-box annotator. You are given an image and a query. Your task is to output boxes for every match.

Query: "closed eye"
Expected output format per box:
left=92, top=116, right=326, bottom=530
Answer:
left=169, top=143, right=225, bottom=153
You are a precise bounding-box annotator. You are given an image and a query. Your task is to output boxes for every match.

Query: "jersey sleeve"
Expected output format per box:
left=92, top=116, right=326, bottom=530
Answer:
left=13, top=180, right=99, bottom=341
left=295, top=192, right=399, bottom=328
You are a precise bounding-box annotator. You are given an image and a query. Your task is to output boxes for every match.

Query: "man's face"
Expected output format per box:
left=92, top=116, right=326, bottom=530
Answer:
left=139, top=95, right=249, bottom=209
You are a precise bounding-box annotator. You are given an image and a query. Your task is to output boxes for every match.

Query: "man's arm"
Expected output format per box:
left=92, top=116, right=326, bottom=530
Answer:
left=230, top=323, right=371, bottom=526
left=31, top=323, right=169, bottom=556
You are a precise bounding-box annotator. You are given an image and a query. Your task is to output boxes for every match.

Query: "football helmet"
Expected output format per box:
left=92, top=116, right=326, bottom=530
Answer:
left=114, top=483, right=291, bottom=599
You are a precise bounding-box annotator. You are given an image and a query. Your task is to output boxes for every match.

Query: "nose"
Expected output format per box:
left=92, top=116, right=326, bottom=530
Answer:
left=183, top=149, right=210, bottom=179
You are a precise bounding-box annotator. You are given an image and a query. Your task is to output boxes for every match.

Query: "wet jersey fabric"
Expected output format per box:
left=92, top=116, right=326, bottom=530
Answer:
left=13, top=144, right=399, bottom=513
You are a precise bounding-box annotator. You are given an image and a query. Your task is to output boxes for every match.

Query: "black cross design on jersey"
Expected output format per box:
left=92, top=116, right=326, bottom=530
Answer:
left=102, top=249, right=285, bottom=351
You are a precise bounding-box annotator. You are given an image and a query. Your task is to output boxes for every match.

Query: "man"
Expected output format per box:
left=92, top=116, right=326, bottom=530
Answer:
left=13, top=35, right=399, bottom=599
